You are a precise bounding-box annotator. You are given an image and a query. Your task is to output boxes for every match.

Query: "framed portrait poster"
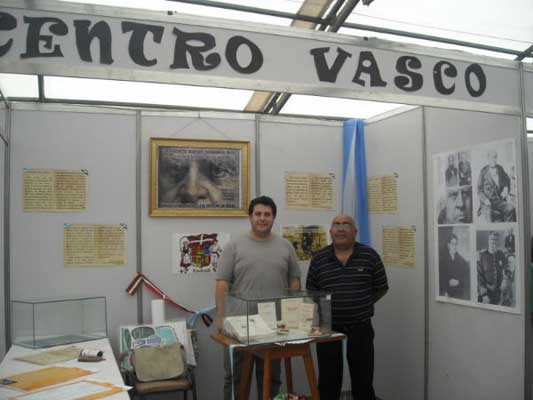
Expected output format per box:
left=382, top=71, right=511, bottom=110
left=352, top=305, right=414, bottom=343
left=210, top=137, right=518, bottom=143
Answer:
left=150, top=138, right=250, bottom=217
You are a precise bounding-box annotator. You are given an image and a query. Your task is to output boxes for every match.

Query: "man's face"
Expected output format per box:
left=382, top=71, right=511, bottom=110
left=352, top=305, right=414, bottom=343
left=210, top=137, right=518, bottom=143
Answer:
left=488, top=151, right=498, bottom=168
left=330, top=215, right=357, bottom=247
left=447, top=237, right=458, bottom=257
left=459, top=153, right=466, bottom=163
left=488, top=235, right=498, bottom=254
left=448, top=155, right=455, bottom=166
left=249, top=204, right=275, bottom=236
left=444, top=187, right=472, bottom=223
left=158, top=148, right=239, bottom=207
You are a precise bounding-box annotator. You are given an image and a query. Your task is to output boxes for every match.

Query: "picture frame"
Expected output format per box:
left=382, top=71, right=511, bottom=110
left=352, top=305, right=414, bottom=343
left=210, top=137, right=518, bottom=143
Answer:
left=150, top=138, right=250, bottom=217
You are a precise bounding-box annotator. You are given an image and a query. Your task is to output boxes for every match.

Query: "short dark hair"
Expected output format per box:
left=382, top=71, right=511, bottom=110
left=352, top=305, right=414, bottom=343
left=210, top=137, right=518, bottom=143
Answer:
left=248, top=196, right=277, bottom=217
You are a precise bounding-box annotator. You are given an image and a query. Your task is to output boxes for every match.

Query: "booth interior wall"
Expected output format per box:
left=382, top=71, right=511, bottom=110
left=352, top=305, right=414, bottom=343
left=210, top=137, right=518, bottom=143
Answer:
left=0, top=108, right=5, bottom=359
left=258, top=117, right=342, bottom=394
left=140, top=113, right=256, bottom=400
left=425, top=107, right=525, bottom=400
left=9, top=108, right=138, bottom=354
left=525, top=70, right=533, bottom=117
left=364, top=107, right=425, bottom=400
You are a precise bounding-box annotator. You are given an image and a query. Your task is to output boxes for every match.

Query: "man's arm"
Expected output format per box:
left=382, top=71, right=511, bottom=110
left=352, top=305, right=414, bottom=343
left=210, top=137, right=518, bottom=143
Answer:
left=215, top=279, right=230, bottom=332
left=373, top=287, right=388, bottom=303
left=289, top=277, right=301, bottom=290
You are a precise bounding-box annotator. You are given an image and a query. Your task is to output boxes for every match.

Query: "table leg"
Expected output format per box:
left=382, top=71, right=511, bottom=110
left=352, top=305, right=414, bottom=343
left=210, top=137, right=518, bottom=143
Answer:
left=302, top=346, right=320, bottom=400
left=284, top=358, right=293, bottom=395
left=262, top=351, right=272, bottom=400
left=239, top=352, right=253, bottom=400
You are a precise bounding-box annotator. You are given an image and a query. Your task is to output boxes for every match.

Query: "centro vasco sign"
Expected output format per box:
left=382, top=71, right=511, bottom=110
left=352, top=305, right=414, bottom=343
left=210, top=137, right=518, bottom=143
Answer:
left=0, top=10, right=486, bottom=98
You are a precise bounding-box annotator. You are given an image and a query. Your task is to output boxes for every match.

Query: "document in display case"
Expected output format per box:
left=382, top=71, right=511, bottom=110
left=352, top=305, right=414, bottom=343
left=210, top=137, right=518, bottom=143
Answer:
left=221, top=289, right=331, bottom=345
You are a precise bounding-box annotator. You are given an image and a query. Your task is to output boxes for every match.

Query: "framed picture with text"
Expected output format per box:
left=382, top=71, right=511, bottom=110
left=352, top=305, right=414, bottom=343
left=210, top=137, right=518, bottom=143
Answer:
left=150, top=138, right=249, bottom=217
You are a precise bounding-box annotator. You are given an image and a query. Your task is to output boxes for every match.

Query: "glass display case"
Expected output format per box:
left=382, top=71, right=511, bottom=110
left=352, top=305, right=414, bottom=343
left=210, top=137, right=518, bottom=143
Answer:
left=11, top=297, right=108, bottom=349
left=222, top=289, right=331, bottom=345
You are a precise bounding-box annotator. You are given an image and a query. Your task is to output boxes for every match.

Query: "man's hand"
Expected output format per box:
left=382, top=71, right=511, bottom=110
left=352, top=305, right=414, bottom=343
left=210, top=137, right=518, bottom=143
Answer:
left=215, top=280, right=230, bottom=333
left=449, top=278, right=459, bottom=287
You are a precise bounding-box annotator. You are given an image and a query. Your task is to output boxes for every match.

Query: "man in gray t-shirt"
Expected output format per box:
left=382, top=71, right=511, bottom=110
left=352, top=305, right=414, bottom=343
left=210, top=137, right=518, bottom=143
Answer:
left=215, top=196, right=301, bottom=400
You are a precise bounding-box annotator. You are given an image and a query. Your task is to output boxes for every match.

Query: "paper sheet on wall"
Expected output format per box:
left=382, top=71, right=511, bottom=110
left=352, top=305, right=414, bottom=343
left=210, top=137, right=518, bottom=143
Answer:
left=285, top=172, right=335, bottom=210
left=23, top=169, right=88, bottom=212
left=281, top=224, right=330, bottom=261
left=10, top=380, right=125, bottom=400
left=382, top=225, right=416, bottom=267
left=64, top=224, right=127, bottom=266
left=368, top=174, right=398, bottom=214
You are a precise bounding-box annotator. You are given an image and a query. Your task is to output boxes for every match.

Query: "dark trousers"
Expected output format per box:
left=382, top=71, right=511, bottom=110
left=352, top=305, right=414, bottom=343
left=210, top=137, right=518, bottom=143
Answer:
left=316, top=321, right=375, bottom=400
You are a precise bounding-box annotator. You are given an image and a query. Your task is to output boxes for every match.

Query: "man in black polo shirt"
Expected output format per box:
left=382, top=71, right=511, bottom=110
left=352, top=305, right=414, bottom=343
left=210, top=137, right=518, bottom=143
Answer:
left=306, top=214, right=388, bottom=400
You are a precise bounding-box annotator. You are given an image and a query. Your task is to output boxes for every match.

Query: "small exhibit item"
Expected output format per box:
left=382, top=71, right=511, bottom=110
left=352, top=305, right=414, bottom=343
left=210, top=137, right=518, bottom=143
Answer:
left=223, top=314, right=274, bottom=341
left=10, top=379, right=125, bottom=400
left=64, top=223, right=127, bottom=266
left=23, top=168, right=88, bottom=212
left=257, top=302, right=277, bottom=329
left=78, top=348, right=104, bottom=362
left=281, top=298, right=302, bottom=329
left=285, top=172, right=335, bottom=210
left=0, top=366, right=94, bottom=392
left=299, top=303, right=316, bottom=331
left=14, top=346, right=81, bottom=365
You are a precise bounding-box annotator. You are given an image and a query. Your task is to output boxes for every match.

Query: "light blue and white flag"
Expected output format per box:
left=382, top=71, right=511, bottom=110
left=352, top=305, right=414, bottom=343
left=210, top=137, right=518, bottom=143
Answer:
left=342, top=119, right=370, bottom=245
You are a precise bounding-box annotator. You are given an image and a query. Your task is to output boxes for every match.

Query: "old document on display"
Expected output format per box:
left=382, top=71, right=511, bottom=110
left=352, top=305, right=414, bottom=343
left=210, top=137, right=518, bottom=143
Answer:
left=23, top=169, right=88, bottom=212
left=285, top=172, right=335, bottom=210
left=64, top=224, right=127, bottom=266
left=382, top=225, right=416, bottom=267
left=368, top=174, right=398, bottom=214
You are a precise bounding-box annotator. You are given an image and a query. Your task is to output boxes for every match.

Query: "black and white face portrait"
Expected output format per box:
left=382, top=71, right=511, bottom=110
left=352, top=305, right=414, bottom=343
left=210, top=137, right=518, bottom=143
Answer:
left=437, top=186, right=473, bottom=224
left=157, top=146, right=241, bottom=209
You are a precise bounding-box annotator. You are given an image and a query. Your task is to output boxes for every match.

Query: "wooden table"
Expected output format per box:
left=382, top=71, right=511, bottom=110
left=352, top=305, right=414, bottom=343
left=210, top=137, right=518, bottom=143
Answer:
left=211, top=332, right=345, bottom=400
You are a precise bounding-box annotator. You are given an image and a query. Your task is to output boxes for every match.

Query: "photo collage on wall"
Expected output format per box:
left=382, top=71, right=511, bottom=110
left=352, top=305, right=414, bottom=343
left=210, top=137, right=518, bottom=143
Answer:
left=434, top=139, right=519, bottom=312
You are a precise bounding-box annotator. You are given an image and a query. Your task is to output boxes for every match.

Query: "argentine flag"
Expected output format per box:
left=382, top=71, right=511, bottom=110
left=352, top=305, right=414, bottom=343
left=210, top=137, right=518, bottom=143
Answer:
left=342, top=119, right=370, bottom=245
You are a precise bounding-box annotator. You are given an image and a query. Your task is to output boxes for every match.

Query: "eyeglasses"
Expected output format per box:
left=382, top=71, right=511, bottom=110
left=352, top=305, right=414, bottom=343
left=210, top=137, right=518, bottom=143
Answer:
left=332, top=222, right=353, bottom=229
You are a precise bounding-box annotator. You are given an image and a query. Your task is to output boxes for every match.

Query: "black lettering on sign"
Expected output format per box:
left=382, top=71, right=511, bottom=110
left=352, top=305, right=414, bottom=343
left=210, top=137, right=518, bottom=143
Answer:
left=74, top=20, right=113, bottom=64
left=465, top=63, right=486, bottom=97
left=225, top=36, right=262, bottom=74
left=171, top=27, right=220, bottom=70
left=352, top=51, right=386, bottom=87
left=0, top=12, right=16, bottom=57
left=433, top=61, right=457, bottom=95
left=122, top=21, right=163, bottom=67
left=21, top=16, right=68, bottom=58
left=394, top=56, right=423, bottom=92
left=310, top=47, right=352, bottom=83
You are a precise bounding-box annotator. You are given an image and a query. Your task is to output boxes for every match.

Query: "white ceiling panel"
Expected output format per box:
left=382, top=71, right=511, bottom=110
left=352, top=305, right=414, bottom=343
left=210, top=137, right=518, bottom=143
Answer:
left=44, top=76, right=253, bottom=110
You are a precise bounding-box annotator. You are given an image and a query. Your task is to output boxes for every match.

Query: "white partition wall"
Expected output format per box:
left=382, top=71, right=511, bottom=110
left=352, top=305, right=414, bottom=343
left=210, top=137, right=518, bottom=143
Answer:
left=365, top=107, right=426, bottom=400
left=258, top=115, right=342, bottom=394
left=9, top=105, right=138, bottom=353
left=140, top=111, right=256, bottom=400
left=0, top=107, right=6, bottom=359
left=425, top=107, right=525, bottom=400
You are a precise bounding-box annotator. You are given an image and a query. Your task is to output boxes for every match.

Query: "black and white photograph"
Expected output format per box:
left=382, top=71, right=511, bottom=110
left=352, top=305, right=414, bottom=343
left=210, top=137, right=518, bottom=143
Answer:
left=438, top=226, right=471, bottom=301
left=476, top=228, right=516, bottom=308
left=445, top=153, right=458, bottom=187
left=436, top=186, right=473, bottom=224
left=472, top=140, right=517, bottom=223
left=434, top=150, right=474, bottom=225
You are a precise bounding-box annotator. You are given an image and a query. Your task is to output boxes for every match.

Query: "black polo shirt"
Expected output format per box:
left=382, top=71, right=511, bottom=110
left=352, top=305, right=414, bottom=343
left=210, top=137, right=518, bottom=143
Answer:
left=306, top=243, right=388, bottom=325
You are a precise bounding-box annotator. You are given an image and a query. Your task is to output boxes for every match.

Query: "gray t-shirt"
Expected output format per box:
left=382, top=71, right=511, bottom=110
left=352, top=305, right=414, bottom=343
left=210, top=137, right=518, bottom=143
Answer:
left=216, top=233, right=301, bottom=298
